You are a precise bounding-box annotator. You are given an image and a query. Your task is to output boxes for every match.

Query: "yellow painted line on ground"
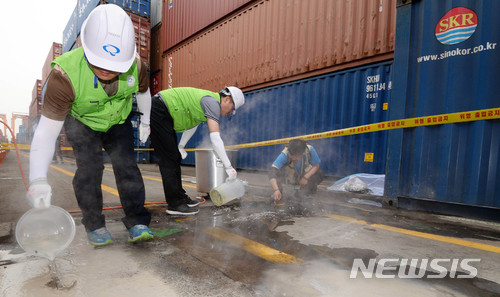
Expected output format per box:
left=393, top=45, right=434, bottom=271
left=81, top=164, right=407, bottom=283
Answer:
left=324, top=214, right=500, bottom=254
left=203, top=227, right=303, bottom=264
left=51, top=163, right=196, bottom=197
left=140, top=174, right=197, bottom=189
left=50, top=164, right=75, bottom=177
left=51, top=164, right=119, bottom=197
left=103, top=168, right=197, bottom=189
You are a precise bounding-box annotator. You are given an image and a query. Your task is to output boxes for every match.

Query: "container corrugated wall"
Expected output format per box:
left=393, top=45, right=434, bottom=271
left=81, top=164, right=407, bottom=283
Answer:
left=162, top=0, right=396, bottom=92
left=128, top=12, right=151, bottom=65
left=386, top=0, right=500, bottom=208
left=63, top=5, right=78, bottom=53
left=150, top=0, right=162, bottom=28
left=162, top=0, right=255, bottom=51
left=181, top=61, right=393, bottom=177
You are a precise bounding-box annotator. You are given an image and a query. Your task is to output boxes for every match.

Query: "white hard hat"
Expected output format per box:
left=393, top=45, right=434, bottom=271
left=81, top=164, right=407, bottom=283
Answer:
left=226, top=86, right=245, bottom=115
left=81, top=4, right=136, bottom=73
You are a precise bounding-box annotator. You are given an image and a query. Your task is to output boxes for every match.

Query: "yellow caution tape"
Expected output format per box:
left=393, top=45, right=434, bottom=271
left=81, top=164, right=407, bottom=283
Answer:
left=224, top=107, right=500, bottom=149
left=2, top=107, right=499, bottom=151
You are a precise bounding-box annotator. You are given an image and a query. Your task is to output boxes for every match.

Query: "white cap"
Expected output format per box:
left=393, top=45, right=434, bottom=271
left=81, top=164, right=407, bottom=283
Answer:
left=226, top=86, right=245, bottom=115
left=81, top=4, right=136, bottom=73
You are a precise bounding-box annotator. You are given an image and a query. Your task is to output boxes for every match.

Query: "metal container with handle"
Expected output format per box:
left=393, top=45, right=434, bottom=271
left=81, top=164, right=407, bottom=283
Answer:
left=195, top=148, right=238, bottom=193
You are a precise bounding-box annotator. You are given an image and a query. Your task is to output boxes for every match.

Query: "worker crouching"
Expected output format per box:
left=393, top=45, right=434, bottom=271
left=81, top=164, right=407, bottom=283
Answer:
left=269, top=139, right=325, bottom=202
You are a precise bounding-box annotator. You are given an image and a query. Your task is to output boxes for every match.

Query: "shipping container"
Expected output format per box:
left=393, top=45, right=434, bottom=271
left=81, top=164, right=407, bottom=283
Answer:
left=386, top=0, right=500, bottom=211
left=150, top=0, right=162, bottom=28
left=150, top=25, right=162, bottom=72
left=181, top=61, right=393, bottom=177
left=162, top=0, right=396, bottom=92
left=31, top=79, right=42, bottom=104
left=104, top=0, right=150, bottom=18
left=30, top=80, right=42, bottom=124
left=77, top=0, right=100, bottom=37
left=129, top=12, right=151, bottom=65
left=150, top=71, right=162, bottom=95
left=63, top=5, right=78, bottom=53
left=41, top=43, right=62, bottom=87
left=162, top=0, right=255, bottom=51
left=29, top=98, right=42, bottom=123
left=77, top=0, right=151, bottom=35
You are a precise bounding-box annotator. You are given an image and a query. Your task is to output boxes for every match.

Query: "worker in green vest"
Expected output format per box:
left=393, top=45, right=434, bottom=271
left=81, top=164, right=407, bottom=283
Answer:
left=150, top=87, right=245, bottom=215
left=26, top=4, right=153, bottom=246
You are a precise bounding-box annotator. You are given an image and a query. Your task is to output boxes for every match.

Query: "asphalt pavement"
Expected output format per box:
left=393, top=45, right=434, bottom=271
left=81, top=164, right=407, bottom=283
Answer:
left=1, top=151, right=500, bottom=296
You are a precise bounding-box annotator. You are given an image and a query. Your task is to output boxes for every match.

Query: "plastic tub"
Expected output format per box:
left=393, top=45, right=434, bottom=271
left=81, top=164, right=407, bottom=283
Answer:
left=210, top=179, right=246, bottom=206
left=15, top=206, right=76, bottom=260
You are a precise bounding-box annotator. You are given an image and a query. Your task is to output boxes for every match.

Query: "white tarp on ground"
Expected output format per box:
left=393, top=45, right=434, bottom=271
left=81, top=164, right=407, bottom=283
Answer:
left=327, top=173, right=385, bottom=196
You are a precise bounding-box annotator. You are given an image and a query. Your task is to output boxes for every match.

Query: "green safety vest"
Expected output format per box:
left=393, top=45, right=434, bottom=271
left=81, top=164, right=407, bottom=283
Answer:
left=52, top=47, right=139, bottom=132
left=158, top=88, right=220, bottom=132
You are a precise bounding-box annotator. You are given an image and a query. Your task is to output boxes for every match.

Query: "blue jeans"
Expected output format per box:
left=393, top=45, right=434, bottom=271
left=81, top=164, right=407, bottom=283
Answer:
left=64, top=115, right=151, bottom=232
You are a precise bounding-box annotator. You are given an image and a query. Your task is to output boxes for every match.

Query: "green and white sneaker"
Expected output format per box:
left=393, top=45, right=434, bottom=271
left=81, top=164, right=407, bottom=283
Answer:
left=88, top=227, right=114, bottom=246
left=128, top=225, right=154, bottom=243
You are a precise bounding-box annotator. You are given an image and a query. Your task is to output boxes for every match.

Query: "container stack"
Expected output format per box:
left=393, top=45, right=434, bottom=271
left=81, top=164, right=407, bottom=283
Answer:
left=149, top=0, right=163, bottom=95
left=28, top=43, right=62, bottom=145
left=160, top=0, right=397, bottom=178
left=14, top=115, right=29, bottom=145
left=41, top=43, right=62, bottom=89
left=28, top=79, right=42, bottom=139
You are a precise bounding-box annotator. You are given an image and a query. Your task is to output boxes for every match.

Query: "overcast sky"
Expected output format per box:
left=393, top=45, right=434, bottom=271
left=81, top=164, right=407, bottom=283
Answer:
left=0, top=0, right=77, bottom=138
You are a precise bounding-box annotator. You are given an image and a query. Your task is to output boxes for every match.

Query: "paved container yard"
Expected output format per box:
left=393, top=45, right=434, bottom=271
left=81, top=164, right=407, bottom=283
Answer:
left=1, top=152, right=500, bottom=297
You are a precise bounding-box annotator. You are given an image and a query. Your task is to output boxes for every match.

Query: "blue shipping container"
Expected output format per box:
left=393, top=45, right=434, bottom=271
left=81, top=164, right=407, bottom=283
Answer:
left=77, top=0, right=101, bottom=34
left=181, top=61, right=393, bottom=178
left=386, top=0, right=500, bottom=208
left=105, top=0, right=150, bottom=18
left=63, top=5, right=78, bottom=53
left=77, top=0, right=150, bottom=34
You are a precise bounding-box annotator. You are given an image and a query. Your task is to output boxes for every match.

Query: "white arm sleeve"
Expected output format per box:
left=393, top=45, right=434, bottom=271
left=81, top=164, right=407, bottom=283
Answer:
left=210, top=132, right=231, bottom=168
left=179, top=125, right=199, bottom=147
left=136, top=87, right=151, bottom=125
left=29, top=116, right=64, bottom=182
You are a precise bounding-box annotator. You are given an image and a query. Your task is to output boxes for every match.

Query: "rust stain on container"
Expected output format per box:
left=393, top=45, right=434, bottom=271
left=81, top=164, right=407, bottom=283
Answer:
left=162, top=0, right=396, bottom=91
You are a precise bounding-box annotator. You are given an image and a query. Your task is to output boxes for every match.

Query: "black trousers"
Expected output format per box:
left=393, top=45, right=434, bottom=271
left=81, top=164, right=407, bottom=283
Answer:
left=150, top=96, right=188, bottom=208
left=64, top=115, right=151, bottom=232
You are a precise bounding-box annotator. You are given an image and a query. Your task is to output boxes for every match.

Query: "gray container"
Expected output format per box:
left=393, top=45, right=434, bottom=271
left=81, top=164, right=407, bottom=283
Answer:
left=195, top=149, right=238, bottom=193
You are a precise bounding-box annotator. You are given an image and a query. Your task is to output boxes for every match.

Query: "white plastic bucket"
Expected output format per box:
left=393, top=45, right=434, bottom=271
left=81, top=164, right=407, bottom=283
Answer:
left=210, top=179, right=245, bottom=206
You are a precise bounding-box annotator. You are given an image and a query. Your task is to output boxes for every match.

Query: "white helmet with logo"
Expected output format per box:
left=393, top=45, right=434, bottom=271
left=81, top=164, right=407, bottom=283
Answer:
left=81, top=4, right=136, bottom=73
left=226, top=86, right=245, bottom=115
